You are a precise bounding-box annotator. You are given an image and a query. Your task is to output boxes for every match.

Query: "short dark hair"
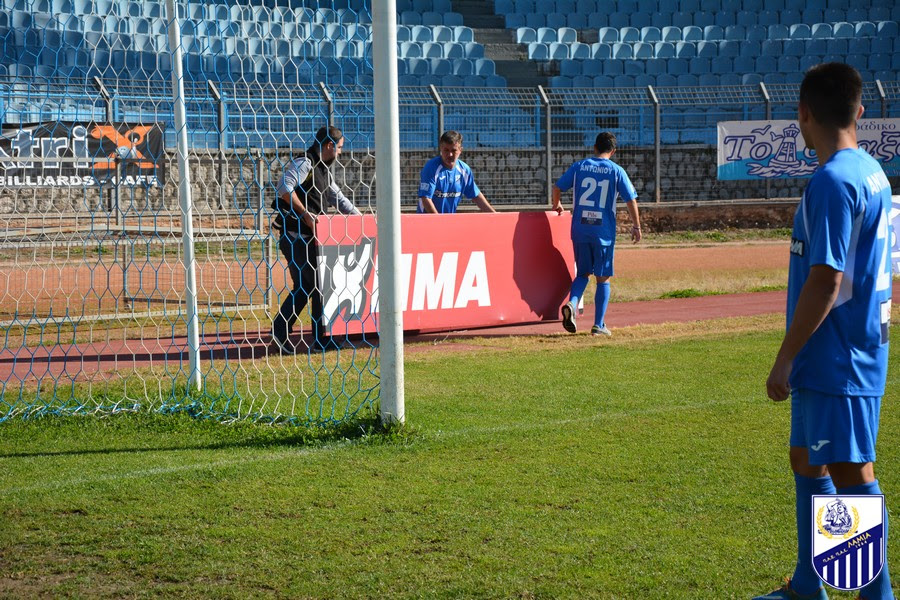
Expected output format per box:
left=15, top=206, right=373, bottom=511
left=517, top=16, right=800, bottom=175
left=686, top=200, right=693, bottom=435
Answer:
left=799, top=63, right=862, bottom=129
left=313, top=126, right=343, bottom=150
left=439, top=130, right=463, bottom=146
left=594, top=132, right=617, bottom=154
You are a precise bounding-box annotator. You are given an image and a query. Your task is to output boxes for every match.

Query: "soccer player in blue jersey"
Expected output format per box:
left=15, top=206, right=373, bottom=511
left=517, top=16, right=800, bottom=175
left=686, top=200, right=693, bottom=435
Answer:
left=757, top=63, right=894, bottom=600
left=417, top=130, right=496, bottom=214
left=552, top=132, right=641, bottom=337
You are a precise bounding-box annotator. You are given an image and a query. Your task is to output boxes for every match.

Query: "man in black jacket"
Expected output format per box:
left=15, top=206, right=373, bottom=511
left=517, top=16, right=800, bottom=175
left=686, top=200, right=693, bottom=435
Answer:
left=272, top=126, right=361, bottom=353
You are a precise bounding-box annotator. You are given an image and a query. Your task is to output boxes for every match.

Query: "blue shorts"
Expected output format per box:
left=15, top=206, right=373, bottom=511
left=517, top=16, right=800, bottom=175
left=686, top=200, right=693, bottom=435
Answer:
left=789, top=389, right=881, bottom=465
left=574, top=241, right=614, bottom=278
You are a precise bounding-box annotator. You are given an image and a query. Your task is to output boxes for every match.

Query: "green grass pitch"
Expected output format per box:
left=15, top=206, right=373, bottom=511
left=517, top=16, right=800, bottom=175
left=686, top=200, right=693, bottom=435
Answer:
left=0, top=321, right=897, bottom=599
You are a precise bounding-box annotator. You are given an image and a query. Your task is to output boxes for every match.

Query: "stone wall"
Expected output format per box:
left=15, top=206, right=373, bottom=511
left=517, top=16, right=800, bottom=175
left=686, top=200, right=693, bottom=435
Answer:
left=1, top=146, right=894, bottom=232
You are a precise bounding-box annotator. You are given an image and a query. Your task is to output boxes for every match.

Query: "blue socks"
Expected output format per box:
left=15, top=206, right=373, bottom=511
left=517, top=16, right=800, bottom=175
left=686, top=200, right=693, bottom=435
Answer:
left=792, top=473, right=836, bottom=595
left=594, top=282, right=610, bottom=328
left=837, top=480, right=892, bottom=600
left=569, top=275, right=589, bottom=307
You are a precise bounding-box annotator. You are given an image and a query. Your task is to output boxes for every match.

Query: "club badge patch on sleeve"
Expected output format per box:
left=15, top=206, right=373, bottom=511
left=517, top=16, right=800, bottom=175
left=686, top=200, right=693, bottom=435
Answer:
left=790, top=237, right=805, bottom=256
left=812, top=495, right=885, bottom=591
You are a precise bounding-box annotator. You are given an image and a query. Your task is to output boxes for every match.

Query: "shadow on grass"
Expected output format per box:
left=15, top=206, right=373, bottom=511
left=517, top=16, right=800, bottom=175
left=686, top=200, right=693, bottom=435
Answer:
left=0, top=409, right=413, bottom=459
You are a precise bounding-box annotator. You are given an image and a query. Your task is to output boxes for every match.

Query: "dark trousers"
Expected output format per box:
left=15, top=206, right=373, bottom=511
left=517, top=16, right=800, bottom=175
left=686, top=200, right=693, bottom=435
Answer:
left=273, top=234, right=325, bottom=344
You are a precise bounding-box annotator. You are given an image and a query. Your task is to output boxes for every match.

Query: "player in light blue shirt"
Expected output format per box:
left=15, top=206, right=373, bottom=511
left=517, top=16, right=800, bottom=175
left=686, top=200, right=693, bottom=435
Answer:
left=758, top=63, right=893, bottom=600
left=417, top=131, right=496, bottom=214
left=552, top=132, right=641, bottom=337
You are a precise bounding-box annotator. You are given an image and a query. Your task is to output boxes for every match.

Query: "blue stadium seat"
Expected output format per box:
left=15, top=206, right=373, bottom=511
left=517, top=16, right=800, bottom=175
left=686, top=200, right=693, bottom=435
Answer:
left=657, top=73, right=677, bottom=86
left=517, top=27, right=536, bottom=44
left=690, top=57, right=710, bottom=73
left=571, top=74, right=591, bottom=87
left=452, top=58, right=473, bottom=76
left=878, top=21, right=899, bottom=38
left=651, top=13, right=672, bottom=28
left=785, top=72, right=804, bottom=85
left=733, top=55, right=754, bottom=72
left=625, top=57, right=643, bottom=73
left=525, top=13, right=545, bottom=28
left=645, top=58, right=666, bottom=73
left=833, top=22, right=854, bottom=38
left=823, top=8, right=845, bottom=22
left=604, top=58, right=624, bottom=74
left=711, top=56, right=731, bottom=73
left=844, top=6, right=867, bottom=21
left=641, top=26, right=661, bottom=42
left=441, top=74, right=464, bottom=86
left=571, top=42, right=590, bottom=58
left=429, top=57, right=451, bottom=75
left=421, top=11, right=443, bottom=26
left=742, top=72, right=762, bottom=85
left=634, top=73, right=655, bottom=87
left=559, top=58, right=579, bottom=77
left=614, top=74, right=635, bottom=87
left=549, top=74, right=573, bottom=87
left=593, top=74, right=614, bottom=86
left=609, top=11, right=629, bottom=28
left=620, top=27, right=640, bottom=42
left=667, top=57, right=688, bottom=74
left=559, top=27, right=577, bottom=43
left=724, top=25, right=745, bottom=40
left=632, top=10, right=652, bottom=28
left=853, top=21, right=876, bottom=38
left=869, top=7, right=891, bottom=22
left=505, top=14, right=526, bottom=28
left=536, top=27, right=556, bottom=43
left=682, top=25, right=703, bottom=41
left=703, top=25, right=723, bottom=40
left=598, top=27, right=618, bottom=43
left=485, top=74, right=506, bottom=86
left=696, top=40, right=717, bottom=57
left=758, top=9, right=780, bottom=25
left=463, top=42, right=484, bottom=58
left=736, top=10, right=758, bottom=26
left=777, top=55, right=799, bottom=73
left=871, top=36, right=893, bottom=54
left=825, top=38, right=847, bottom=55
left=714, top=10, right=736, bottom=26
left=661, top=26, right=681, bottom=41
left=527, top=42, right=548, bottom=59
left=868, top=53, right=891, bottom=72
left=763, top=72, right=785, bottom=84
left=592, top=42, right=612, bottom=58
left=433, top=25, right=453, bottom=42
left=789, top=23, right=811, bottom=39
left=654, top=41, right=675, bottom=58
left=672, top=11, right=693, bottom=27
left=409, top=25, right=430, bottom=42
left=780, top=9, right=801, bottom=23
left=782, top=40, right=806, bottom=56
left=612, top=42, right=633, bottom=59
left=676, top=73, right=698, bottom=86
left=548, top=42, right=568, bottom=59
left=698, top=72, right=718, bottom=85
left=803, top=9, right=824, bottom=24
left=675, top=41, right=696, bottom=57
left=719, top=40, right=739, bottom=57
left=444, top=42, right=465, bottom=58
left=587, top=13, right=608, bottom=28
left=746, top=24, right=767, bottom=41
left=768, top=24, right=789, bottom=40
left=406, top=57, right=429, bottom=75
left=582, top=59, right=603, bottom=75
left=634, top=41, right=653, bottom=58
left=454, top=26, right=474, bottom=42
left=694, top=12, right=714, bottom=27
left=761, top=40, right=782, bottom=56
left=568, top=13, right=588, bottom=28
left=848, top=38, right=870, bottom=55
left=546, top=12, right=567, bottom=29
left=756, top=55, right=776, bottom=72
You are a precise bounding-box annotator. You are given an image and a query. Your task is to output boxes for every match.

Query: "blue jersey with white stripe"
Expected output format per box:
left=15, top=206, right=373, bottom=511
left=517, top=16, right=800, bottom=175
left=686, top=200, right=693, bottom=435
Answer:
left=788, top=147, right=893, bottom=396
left=417, top=156, right=480, bottom=213
left=556, top=157, right=637, bottom=244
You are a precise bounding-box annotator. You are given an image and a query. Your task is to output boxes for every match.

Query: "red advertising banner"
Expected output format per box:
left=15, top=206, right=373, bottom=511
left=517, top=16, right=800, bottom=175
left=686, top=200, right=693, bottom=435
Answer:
left=315, top=211, right=575, bottom=336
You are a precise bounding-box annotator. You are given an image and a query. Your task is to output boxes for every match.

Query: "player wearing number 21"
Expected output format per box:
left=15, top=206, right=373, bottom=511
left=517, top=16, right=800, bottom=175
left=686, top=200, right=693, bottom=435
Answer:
left=552, top=131, right=641, bottom=337
left=758, top=63, right=893, bottom=600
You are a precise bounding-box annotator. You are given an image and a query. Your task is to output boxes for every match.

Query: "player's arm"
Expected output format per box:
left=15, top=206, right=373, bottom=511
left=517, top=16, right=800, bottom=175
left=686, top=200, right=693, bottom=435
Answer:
left=551, top=186, right=563, bottom=215
left=472, top=192, right=496, bottom=213
left=278, top=160, right=316, bottom=229
left=766, top=264, right=843, bottom=401
left=625, top=199, right=641, bottom=243
left=418, top=196, right=439, bottom=213
left=326, top=174, right=362, bottom=216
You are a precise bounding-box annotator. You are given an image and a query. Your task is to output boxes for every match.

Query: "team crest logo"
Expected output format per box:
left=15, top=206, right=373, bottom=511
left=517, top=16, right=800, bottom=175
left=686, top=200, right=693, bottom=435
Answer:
left=812, top=495, right=885, bottom=591
left=317, top=241, right=375, bottom=332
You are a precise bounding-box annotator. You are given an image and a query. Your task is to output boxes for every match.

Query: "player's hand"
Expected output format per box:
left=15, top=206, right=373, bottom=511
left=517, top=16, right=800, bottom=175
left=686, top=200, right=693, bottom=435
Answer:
left=631, top=226, right=642, bottom=243
left=766, top=356, right=792, bottom=402
left=552, top=204, right=563, bottom=215
left=302, top=212, right=317, bottom=229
